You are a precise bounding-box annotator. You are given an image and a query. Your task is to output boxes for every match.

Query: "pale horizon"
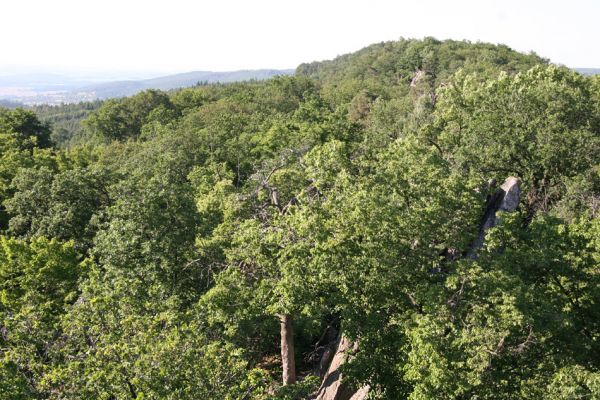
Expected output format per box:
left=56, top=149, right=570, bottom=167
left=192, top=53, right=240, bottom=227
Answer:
left=1, top=0, right=599, bottom=76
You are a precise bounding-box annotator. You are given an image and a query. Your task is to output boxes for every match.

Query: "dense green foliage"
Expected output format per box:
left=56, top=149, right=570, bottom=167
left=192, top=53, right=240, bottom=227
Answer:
left=33, top=101, right=102, bottom=147
left=0, top=39, right=598, bottom=399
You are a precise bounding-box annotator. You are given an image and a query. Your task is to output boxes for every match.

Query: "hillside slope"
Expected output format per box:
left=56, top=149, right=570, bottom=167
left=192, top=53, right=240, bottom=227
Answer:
left=73, top=69, right=294, bottom=99
left=297, top=37, right=548, bottom=103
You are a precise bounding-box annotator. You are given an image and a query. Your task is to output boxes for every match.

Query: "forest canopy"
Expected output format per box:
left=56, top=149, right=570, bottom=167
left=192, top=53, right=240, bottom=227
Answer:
left=0, top=38, right=598, bottom=400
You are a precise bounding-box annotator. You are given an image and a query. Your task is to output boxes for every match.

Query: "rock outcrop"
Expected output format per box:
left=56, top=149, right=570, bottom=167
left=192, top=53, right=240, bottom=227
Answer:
left=348, top=386, right=370, bottom=400
left=313, top=177, right=521, bottom=399
left=313, top=336, right=368, bottom=400
left=410, top=69, right=425, bottom=87
left=469, top=176, right=521, bottom=257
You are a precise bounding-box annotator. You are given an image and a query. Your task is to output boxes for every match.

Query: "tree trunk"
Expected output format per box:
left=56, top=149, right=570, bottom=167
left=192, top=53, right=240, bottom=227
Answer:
left=279, top=313, right=296, bottom=385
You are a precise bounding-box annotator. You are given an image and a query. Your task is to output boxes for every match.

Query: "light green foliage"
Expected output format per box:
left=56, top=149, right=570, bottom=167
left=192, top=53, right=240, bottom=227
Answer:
left=0, top=236, right=81, bottom=329
left=546, top=366, right=600, bottom=399
left=49, top=267, right=263, bottom=399
left=303, top=139, right=352, bottom=188
left=92, top=171, right=200, bottom=301
left=0, top=108, right=58, bottom=229
left=310, top=140, right=480, bottom=396
left=272, top=375, right=320, bottom=399
left=0, top=237, right=82, bottom=398
left=401, top=214, right=600, bottom=399
left=5, top=167, right=109, bottom=250
left=0, top=108, right=52, bottom=149
left=0, top=132, right=32, bottom=218
left=428, top=66, right=600, bottom=216
left=189, top=162, right=240, bottom=265
left=84, top=90, right=175, bottom=141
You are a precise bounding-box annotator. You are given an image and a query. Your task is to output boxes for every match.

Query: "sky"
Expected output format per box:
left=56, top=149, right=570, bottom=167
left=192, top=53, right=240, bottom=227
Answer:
left=1, top=0, right=598, bottom=75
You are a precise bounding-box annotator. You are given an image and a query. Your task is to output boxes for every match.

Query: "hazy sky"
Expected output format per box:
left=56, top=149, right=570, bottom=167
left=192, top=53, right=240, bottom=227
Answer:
left=1, top=0, right=598, bottom=74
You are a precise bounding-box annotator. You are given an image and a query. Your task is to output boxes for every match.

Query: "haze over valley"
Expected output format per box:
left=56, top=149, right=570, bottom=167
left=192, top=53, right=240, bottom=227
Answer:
left=0, top=68, right=294, bottom=105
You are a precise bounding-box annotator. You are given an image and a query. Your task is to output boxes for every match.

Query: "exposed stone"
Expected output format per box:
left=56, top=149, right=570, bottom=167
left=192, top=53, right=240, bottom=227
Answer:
left=469, top=176, right=521, bottom=257
left=314, top=179, right=521, bottom=397
left=410, top=70, right=425, bottom=87
left=349, top=386, right=370, bottom=400
left=314, top=336, right=361, bottom=400
left=499, top=177, right=521, bottom=212
left=317, top=340, right=337, bottom=378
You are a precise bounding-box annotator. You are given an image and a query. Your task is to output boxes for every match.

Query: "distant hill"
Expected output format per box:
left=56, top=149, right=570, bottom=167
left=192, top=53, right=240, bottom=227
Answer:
left=0, top=69, right=294, bottom=105
left=0, top=99, right=23, bottom=108
left=574, top=68, right=600, bottom=76
left=72, top=69, right=294, bottom=99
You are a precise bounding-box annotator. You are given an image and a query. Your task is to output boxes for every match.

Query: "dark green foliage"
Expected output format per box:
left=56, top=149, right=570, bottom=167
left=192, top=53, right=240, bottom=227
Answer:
left=0, top=108, right=57, bottom=229
left=297, top=38, right=547, bottom=105
left=5, top=166, right=109, bottom=251
left=0, top=237, right=83, bottom=398
left=84, top=89, right=174, bottom=141
left=427, top=65, right=600, bottom=219
left=0, top=107, right=52, bottom=149
left=33, top=101, right=102, bottom=147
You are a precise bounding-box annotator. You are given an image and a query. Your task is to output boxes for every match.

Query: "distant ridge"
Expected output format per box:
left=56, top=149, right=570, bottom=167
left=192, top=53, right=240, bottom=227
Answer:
left=0, top=69, right=295, bottom=105
left=74, top=69, right=295, bottom=99
left=0, top=99, right=23, bottom=108
left=574, top=68, right=600, bottom=76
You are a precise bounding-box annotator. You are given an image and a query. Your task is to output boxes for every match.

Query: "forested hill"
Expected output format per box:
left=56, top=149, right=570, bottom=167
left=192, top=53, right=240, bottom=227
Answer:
left=1, top=38, right=599, bottom=399
left=297, top=38, right=547, bottom=102
left=0, top=70, right=293, bottom=106
left=31, top=101, right=103, bottom=146
left=76, top=69, right=295, bottom=99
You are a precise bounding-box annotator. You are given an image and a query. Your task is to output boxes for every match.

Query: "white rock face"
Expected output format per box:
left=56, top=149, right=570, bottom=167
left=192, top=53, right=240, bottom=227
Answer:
left=349, top=386, right=370, bottom=400
left=314, top=336, right=365, bottom=400
left=469, top=176, right=521, bottom=257
left=499, top=177, right=521, bottom=212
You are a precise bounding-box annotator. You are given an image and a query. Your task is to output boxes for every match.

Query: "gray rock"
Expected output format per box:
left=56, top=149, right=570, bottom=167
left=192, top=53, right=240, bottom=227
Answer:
left=349, top=386, right=370, bottom=400
left=499, top=177, right=521, bottom=212
left=469, top=176, right=521, bottom=257
left=410, top=70, right=425, bottom=87
left=314, top=336, right=367, bottom=400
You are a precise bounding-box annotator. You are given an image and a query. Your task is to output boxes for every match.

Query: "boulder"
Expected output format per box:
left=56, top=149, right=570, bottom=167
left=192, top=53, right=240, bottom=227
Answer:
left=349, top=386, right=370, bottom=400
left=469, top=176, right=520, bottom=257
left=314, top=336, right=365, bottom=400
left=410, top=69, right=425, bottom=87
left=498, top=177, right=520, bottom=212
